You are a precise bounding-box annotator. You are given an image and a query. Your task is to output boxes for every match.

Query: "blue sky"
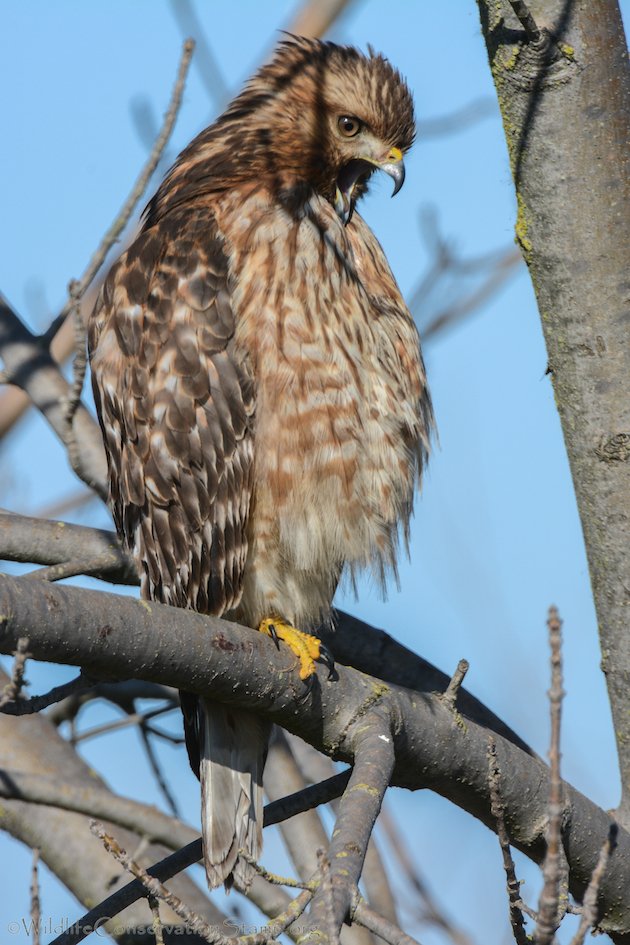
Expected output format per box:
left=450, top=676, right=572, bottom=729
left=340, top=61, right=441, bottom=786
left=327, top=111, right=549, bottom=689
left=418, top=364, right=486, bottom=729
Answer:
left=1, top=2, right=628, bottom=942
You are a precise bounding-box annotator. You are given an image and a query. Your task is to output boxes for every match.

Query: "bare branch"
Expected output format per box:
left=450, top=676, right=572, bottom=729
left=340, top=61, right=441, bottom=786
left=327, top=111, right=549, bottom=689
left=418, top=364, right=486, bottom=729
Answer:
left=30, top=848, right=41, bottom=945
left=71, top=704, right=175, bottom=743
left=535, top=606, right=565, bottom=944
left=0, top=636, right=30, bottom=709
left=1, top=671, right=93, bottom=716
left=92, top=820, right=224, bottom=945
left=441, top=658, right=469, bottom=711
left=569, top=824, right=618, bottom=945
left=378, top=806, right=475, bottom=945
left=352, top=895, right=423, bottom=945
left=0, top=510, right=536, bottom=758
left=50, top=37, right=194, bottom=348
left=317, top=849, right=338, bottom=945
left=265, top=730, right=331, bottom=881
left=284, top=0, right=354, bottom=38
left=487, top=737, right=529, bottom=945
left=47, top=679, right=176, bottom=726
left=417, top=98, right=495, bottom=139
left=139, top=720, right=181, bottom=817
left=507, top=0, right=544, bottom=44
left=287, top=735, right=399, bottom=930
left=0, top=311, right=77, bottom=442
left=34, top=489, right=97, bottom=522
left=0, top=511, right=137, bottom=586
left=168, top=0, right=230, bottom=109
left=0, top=769, right=198, bottom=849
left=63, top=37, right=196, bottom=440
left=0, top=667, right=228, bottom=941
left=148, top=895, right=165, bottom=945
left=303, top=718, right=395, bottom=942
left=49, top=772, right=350, bottom=945
left=0, top=40, right=194, bottom=484
left=0, top=296, right=108, bottom=497
left=1, top=572, right=627, bottom=938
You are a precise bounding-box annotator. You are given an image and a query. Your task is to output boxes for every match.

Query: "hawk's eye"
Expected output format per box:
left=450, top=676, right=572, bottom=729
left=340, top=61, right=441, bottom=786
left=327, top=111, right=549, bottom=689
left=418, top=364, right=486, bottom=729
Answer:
left=338, top=115, right=362, bottom=138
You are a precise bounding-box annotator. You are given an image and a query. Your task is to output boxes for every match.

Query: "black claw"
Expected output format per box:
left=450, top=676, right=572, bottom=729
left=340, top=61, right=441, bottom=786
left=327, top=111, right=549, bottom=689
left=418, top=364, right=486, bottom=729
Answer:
left=268, top=623, right=281, bottom=650
left=297, top=673, right=316, bottom=702
left=317, top=643, right=337, bottom=681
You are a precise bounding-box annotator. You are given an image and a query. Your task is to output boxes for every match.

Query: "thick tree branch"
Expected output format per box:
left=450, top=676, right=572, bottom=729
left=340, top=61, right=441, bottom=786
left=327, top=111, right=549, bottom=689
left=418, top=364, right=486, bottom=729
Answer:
left=476, top=0, right=630, bottom=822
left=265, top=733, right=375, bottom=945
left=0, top=511, right=137, bottom=585
left=0, top=574, right=627, bottom=940
left=303, top=716, right=395, bottom=943
left=0, top=512, right=535, bottom=754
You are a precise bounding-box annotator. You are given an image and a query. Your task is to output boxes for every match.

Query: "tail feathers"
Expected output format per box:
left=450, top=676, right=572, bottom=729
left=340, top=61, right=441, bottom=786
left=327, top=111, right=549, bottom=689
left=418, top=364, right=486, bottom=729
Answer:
left=198, top=697, right=269, bottom=890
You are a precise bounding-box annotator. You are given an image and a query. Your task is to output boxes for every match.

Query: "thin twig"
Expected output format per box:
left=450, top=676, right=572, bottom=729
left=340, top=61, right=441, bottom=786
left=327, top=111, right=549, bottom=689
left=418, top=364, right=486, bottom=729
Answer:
left=93, top=819, right=312, bottom=945
left=139, top=721, right=181, bottom=817
left=91, top=820, right=224, bottom=944
left=379, top=806, right=476, bottom=945
left=417, top=98, right=495, bottom=139
left=238, top=850, right=315, bottom=890
left=63, top=281, right=88, bottom=474
left=487, top=737, right=529, bottom=944
left=63, top=36, right=195, bottom=438
left=34, top=488, right=97, bottom=521
left=144, top=723, right=184, bottom=745
left=148, top=895, right=165, bottom=945
left=168, top=0, right=230, bottom=108
left=535, top=606, right=565, bottom=944
left=49, top=772, right=351, bottom=945
left=0, top=672, right=93, bottom=716
left=352, top=892, right=423, bottom=945
left=442, top=658, right=469, bottom=711
left=0, top=637, right=30, bottom=708
left=238, top=889, right=312, bottom=945
left=30, top=848, right=41, bottom=945
left=72, top=704, right=175, bottom=743
left=569, top=823, right=618, bottom=945
left=507, top=0, right=544, bottom=43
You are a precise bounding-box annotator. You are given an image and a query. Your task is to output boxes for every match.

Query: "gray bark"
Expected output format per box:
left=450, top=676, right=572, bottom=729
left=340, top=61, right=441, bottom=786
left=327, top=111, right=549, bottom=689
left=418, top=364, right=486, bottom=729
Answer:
left=0, top=295, right=108, bottom=499
left=476, top=0, right=630, bottom=820
left=1, top=573, right=629, bottom=940
left=0, top=670, right=226, bottom=945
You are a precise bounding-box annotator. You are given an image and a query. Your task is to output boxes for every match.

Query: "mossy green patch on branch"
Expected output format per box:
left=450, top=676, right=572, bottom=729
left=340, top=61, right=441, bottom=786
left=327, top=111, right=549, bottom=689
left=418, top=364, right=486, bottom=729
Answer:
left=515, top=193, right=533, bottom=255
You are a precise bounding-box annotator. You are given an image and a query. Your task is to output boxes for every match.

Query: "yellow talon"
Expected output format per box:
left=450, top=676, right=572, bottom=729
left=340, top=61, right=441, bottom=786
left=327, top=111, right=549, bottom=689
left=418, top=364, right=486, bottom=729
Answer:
left=258, top=617, right=321, bottom=680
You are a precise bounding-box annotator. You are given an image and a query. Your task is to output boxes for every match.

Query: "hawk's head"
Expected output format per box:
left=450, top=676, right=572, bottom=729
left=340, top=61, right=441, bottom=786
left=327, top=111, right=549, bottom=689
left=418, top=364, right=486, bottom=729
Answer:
left=220, top=35, right=415, bottom=223
left=147, top=36, right=415, bottom=227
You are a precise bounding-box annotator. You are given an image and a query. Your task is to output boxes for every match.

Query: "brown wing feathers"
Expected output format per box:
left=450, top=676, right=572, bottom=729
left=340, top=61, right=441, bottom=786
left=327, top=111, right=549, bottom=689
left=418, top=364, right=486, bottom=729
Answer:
left=89, top=208, right=255, bottom=618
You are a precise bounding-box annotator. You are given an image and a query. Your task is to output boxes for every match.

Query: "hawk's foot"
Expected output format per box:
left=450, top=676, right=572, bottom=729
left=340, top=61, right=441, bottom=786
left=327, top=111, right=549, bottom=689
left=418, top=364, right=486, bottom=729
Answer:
left=258, top=617, right=325, bottom=681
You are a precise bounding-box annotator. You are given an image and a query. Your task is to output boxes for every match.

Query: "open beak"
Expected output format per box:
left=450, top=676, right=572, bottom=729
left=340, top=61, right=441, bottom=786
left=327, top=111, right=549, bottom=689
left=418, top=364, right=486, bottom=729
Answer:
left=334, top=146, right=406, bottom=225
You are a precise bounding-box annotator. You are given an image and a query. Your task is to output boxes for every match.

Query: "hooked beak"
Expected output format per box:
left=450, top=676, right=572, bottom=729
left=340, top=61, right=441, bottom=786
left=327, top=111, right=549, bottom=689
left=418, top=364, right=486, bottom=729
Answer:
left=334, top=146, right=406, bottom=225
left=379, top=147, right=406, bottom=197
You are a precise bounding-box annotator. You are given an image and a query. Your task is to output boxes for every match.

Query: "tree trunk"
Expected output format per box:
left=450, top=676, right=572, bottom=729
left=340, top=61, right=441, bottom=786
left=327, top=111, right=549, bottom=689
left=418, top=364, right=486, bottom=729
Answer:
left=477, top=0, right=630, bottom=821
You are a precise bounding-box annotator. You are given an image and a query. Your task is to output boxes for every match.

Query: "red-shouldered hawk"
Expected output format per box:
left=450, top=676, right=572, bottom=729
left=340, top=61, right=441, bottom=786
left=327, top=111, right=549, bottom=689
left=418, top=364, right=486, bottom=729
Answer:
left=88, top=35, right=433, bottom=889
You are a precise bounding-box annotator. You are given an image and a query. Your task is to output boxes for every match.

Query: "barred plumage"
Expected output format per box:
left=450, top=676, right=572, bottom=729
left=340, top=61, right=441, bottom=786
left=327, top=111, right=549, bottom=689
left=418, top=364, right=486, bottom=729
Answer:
left=89, top=34, right=433, bottom=889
